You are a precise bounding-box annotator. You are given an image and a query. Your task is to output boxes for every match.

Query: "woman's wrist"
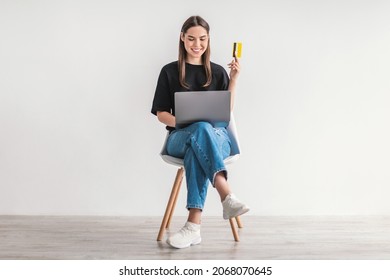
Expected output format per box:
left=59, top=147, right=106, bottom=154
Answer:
left=230, top=77, right=238, bottom=83
left=229, top=77, right=238, bottom=89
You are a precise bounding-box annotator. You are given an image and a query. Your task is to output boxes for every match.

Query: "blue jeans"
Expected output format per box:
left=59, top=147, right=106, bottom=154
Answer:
left=167, top=122, right=231, bottom=210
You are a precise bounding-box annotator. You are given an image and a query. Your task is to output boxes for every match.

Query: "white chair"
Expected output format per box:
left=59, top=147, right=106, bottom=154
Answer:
left=156, top=114, right=244, bottom=242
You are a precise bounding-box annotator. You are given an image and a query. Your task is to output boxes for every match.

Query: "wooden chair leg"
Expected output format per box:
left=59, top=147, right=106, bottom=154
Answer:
left=235, top=215, right=243, bottom=228
left=229, top=218, right=240, bottom=242
left=166, top=168, right=184, bottom=229
left=157, top=168, right=184, bottom=241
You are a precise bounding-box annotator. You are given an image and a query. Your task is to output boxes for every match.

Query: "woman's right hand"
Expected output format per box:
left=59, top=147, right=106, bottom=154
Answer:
left=157, top=111, right=176, bottom=127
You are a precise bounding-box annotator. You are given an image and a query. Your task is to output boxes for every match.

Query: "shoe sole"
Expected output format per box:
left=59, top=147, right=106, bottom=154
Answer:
left=223, top=207, right=250, bottom=220
left=167, top=237, right=202, bottom=249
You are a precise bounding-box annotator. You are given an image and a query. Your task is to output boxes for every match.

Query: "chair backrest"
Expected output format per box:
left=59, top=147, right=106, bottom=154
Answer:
left=160, top=113, right=241, bottom=166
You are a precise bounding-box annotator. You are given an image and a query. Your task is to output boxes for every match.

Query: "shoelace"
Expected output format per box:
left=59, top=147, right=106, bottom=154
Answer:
left=226, top=197, right=238, bottom=207
left=178, top=226, right=196, bottom=237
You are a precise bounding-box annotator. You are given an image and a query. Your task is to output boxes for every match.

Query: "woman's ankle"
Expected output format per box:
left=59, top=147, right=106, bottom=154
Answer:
left=188, top=208, right=202, bottom=224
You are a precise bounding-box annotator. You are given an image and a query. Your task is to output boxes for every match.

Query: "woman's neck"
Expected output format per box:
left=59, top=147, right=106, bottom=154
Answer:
left=186, top=57, right=203, bottom=65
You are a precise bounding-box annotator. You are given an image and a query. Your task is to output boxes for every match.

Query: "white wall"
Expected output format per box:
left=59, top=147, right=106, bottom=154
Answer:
left=1, top=0, right=389, bottom=216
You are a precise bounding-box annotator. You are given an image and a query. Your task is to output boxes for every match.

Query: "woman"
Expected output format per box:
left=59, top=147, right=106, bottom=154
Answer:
left=151, top=15, right=249, bottom=249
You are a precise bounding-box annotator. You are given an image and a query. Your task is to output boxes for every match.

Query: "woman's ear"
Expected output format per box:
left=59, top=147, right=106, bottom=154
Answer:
left=180, top=32, right=185, bottom=42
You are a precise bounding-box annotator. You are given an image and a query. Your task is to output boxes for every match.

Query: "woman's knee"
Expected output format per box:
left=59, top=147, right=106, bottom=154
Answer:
left=191, top=121, right=213, bottom=132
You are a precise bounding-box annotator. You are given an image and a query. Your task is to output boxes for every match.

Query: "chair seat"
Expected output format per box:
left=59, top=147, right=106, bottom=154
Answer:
left=161, top=154, right=240, bottom=167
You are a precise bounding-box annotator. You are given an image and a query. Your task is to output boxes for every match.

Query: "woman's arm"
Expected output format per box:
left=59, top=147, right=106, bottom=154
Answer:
left=157, top=111, right=176, bottom=127
left=228, top=58, right=241, bottom=111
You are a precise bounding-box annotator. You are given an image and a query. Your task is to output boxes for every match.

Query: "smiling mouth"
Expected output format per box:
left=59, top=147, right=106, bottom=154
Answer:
left=191, top=48, right=203, bottom=53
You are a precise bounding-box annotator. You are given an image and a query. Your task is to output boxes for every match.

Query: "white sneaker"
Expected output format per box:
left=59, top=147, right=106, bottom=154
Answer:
left=167, top=222, right=201, bottom=249
left=222, top=193, right=250, bottom=220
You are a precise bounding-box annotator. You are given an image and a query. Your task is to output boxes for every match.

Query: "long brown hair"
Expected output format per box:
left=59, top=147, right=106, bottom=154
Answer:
left=179, top=15, right=212, bottom=89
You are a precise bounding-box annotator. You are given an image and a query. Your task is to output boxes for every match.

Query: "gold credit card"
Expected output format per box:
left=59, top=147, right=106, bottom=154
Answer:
left=233, top=42, right=242, bottom=58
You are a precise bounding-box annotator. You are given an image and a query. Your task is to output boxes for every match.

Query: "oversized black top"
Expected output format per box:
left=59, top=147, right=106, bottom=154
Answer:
left=151, top=61, right=230, bottom=131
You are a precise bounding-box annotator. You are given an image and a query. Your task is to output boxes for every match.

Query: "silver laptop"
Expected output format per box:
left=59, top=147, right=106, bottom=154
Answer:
left=174, top=91, right=231, bottom=128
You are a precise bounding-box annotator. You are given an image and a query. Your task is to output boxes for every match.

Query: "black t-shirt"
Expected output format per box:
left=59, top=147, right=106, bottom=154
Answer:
left=151, top=61, right=230, bottom=131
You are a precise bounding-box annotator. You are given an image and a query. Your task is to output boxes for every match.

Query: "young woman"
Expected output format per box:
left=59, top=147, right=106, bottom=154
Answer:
left=151, top=15, right=249, bottom=249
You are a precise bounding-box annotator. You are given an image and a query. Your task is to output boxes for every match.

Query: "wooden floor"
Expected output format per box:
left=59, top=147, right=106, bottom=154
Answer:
left=1, top=215, right=390, bottom=260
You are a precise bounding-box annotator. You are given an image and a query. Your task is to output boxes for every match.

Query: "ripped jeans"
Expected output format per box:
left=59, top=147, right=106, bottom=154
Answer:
left=166, top=122, right=231, bottom=210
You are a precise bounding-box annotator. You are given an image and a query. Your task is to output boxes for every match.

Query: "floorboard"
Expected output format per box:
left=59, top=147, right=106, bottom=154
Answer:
left=1, top=215, right=390, bottom=260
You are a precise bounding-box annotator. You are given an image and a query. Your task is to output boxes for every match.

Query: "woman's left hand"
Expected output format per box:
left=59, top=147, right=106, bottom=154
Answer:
left=228, top=57, right=240, bottom=81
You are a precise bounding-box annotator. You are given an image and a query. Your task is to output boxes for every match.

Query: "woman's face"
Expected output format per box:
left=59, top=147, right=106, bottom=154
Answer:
left=181, top=26, right=209, bottom=64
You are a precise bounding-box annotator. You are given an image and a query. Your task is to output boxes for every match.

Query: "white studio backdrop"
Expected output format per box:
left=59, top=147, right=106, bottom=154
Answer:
left=0, top=0, right=389, bottom=216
